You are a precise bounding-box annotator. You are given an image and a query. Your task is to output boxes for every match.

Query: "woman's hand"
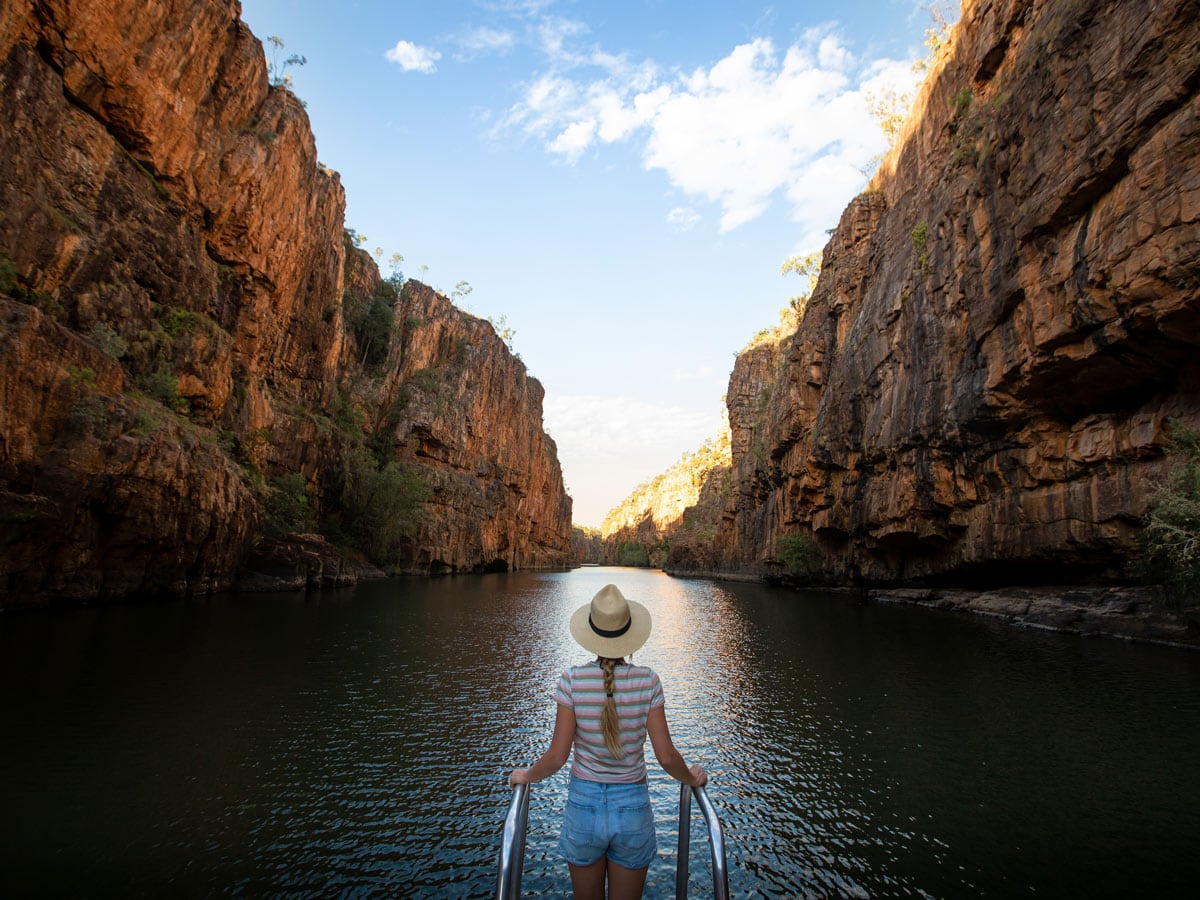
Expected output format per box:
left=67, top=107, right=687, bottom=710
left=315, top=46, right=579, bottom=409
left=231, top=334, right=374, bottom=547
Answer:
left=509, top=704, right=575, bottom=788
left=689, top=764, right=707, bottom=788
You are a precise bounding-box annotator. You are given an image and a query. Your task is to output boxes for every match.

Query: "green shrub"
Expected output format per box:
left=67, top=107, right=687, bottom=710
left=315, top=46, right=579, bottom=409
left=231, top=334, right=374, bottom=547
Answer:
left=0, top=253, right=55, bottom=308
left=331, top=391, right=364, bottom=436
left=408, top=367, right=442, bottom=393
left=340, top=447, right=428, bottom=567
left=139, top=366, right=188, bottom=413
left=356, top=295, right=394, bottom=367
left=616, top=540, right=650, bottom=567
left=1141, top=421, right=1200, bottom=607
left=0, top=252, right=16, bottom=293
left=453, top=336, right=473, bottom=366
left=162, top=308, right=202, bottom=337
left=952, top=87, right=973, bottom=117
left=88, top=322, right=127, bottom=359
left=66, top=365, right=97, bottom=389
left=264, top=472, right=316, bottom=536
left=776, top=532, right=822, bottom=577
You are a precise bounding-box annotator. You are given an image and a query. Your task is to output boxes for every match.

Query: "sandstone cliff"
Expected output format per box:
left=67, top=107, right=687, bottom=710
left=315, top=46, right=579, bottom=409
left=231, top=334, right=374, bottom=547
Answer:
left=663, top=0, right=1200, bottom=616
left=0, top=0, right=571, bottom=607
left=600, top=427, right=731, bottom=566
left=571, top=526, right=604, bottom=565
left=336, top=260, right=572, bottom=576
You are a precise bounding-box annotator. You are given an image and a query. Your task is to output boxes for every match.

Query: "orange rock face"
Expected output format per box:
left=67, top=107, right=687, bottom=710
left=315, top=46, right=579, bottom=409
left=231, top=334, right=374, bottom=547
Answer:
left=711, top=0, right=1200, bottom=584
left=599, top=429, right=731, bottom=567
left=0, top=1, right=570, bottom=606
left=341, top=267, right=573, bottom=574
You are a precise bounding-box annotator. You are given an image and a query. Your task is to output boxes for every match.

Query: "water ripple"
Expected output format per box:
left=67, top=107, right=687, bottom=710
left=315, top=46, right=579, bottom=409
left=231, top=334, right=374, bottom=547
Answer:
left=1, top=571, right=1199, bottom=897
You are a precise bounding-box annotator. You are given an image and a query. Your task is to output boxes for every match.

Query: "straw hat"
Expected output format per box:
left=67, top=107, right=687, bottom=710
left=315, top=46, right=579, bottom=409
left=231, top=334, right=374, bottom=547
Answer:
left=570, top=584, right=652, bottom=659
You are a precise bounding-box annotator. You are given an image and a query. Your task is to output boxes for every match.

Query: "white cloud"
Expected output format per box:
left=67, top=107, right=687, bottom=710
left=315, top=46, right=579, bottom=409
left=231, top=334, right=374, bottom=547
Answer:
left=818, top=34, right=854, bottom=70
left=544, top=394, right=715, bottom=458
left=501, top=24, right=923, bottom=238
left=538, top=16, right=588, bottom=60
left=385, top=40, right=442, bottom=73
left=458, top=26, right=516, bottom=55
left=666, top=206, right=700, bottom=231
left=548, top=119, right=596, bottom=161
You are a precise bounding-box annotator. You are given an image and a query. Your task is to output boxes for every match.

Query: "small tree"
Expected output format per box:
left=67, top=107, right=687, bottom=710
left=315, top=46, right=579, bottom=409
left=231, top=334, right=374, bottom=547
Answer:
left=357, top=295, right=394, bottom=367
left=488, top=314, right=516, bottom=351
left=912, top=1, right=958, bottom=74
left=264, top=472, right=317, bottom=536
left=864, top=88, right=911, bottom=149
left=863, top=2, right=958, bottom=163
left=781, top=251, right=822, bottom=314
left=341, top=447, right=428, bottom=567
left=387, top=252, right=406, bottom=287
left=1141, top=421, right=1200, bottom=607
left=266, top=35, right=307, bottom=88
left=450, top=280, right=473, bottom=306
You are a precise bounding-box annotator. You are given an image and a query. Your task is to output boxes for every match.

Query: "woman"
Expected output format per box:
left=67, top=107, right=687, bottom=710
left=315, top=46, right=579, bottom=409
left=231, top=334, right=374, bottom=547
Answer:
left=510, top=584, right=707, bottom=900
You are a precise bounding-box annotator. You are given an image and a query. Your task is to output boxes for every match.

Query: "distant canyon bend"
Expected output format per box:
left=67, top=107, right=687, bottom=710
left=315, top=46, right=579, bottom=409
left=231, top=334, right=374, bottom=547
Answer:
left=1, top=0, right=1198, bottom=648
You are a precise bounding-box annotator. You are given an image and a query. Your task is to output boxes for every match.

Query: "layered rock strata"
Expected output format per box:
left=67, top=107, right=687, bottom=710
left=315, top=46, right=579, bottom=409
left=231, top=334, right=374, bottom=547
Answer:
left=646, top=0, right=1200, bottom=644
left=340, top=266, right=572, bottom=575
left=711, top=0, right=1200, bottom=586
left=0, top=0, right=571, bottom=607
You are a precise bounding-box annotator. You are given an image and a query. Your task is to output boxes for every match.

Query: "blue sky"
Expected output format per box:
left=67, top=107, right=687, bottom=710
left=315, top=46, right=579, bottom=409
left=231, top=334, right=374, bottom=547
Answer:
left=238, top=0, right=937, bottom=527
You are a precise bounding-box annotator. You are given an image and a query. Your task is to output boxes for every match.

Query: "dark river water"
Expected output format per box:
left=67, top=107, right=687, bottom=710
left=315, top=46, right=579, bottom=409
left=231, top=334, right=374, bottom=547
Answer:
left=2, top=568, right=1199, bottom=898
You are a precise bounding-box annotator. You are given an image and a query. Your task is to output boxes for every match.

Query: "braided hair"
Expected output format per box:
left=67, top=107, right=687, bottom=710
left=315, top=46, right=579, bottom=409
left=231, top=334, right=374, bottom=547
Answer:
left=599, top=656, right=623, bottom=757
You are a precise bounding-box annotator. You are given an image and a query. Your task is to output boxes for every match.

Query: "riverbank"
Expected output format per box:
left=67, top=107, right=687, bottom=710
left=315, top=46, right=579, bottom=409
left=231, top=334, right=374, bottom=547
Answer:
left=665, top=568, right=1199, bottom=650
left=872, top=585, right=1199, bottom=651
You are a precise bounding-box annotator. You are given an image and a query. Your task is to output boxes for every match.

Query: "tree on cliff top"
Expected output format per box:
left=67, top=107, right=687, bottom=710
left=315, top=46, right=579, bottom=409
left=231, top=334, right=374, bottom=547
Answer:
left=863, top=1, right=958, bottom=162
left=743, top=253, right=822, bottom=351
left=781, top=251, right=822, bottom=312
left=266, top=35, right=306, bottom=89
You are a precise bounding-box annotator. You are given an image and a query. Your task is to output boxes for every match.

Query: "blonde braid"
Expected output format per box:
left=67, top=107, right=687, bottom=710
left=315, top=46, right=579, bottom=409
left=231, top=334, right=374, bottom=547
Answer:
left=600, top=657, right=622, bottom=757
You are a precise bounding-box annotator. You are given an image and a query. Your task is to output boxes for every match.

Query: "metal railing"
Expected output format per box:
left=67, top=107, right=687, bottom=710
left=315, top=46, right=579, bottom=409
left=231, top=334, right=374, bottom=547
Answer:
left=495, top=780, right=728, bottom=899
left=675, top=783, right=729, bottom=900
left=495, top=782, right=530, bottom=900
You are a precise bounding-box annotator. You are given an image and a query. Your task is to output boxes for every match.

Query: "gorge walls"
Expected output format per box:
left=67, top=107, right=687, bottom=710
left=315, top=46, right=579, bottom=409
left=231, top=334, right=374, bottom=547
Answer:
left=0, top=0, right=571, bottom=607
left=336, top=257, right=573, bottom=577
left=599, top=430, right=731, bottom=567
left=666, top=0, right=1200, bottom=591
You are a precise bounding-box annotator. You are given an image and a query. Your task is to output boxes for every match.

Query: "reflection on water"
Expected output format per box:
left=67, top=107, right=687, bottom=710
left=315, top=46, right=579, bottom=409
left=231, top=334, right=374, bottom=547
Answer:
left=2, top=569, right=1199, bottom=897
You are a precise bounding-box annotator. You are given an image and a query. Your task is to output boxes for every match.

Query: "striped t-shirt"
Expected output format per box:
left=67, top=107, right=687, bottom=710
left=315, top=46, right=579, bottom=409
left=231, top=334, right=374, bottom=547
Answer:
left=554, top=661, right=665, bottom=782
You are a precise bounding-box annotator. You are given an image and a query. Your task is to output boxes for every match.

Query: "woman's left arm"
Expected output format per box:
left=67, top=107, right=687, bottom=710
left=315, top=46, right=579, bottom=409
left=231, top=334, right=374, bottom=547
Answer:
left=509, top=703, right=575, bottom=786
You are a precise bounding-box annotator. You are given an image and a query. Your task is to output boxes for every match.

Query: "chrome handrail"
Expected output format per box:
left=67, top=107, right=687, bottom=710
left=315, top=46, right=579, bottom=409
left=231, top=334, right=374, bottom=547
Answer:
left=675, top=783, right=729, bottom=900
left=497, top=780, right=728, bottom=899
left=495, top=782, right=530, bottom=900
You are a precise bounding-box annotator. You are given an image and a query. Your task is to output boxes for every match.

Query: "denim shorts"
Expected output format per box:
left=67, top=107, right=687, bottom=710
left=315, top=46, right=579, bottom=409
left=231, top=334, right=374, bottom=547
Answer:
left=557, top=774, right=658, bottom=870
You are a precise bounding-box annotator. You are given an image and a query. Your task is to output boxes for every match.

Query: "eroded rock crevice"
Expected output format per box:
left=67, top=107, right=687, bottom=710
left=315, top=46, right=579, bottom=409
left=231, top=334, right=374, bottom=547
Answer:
left=0, top=1, right=571, bottom=607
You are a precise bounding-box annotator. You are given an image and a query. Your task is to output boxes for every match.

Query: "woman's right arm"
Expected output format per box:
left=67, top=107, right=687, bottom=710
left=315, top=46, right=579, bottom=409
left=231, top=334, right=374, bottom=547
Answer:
left=510, top=703, right=575, bottom=786
left=647, top=704, right=707, bottom=788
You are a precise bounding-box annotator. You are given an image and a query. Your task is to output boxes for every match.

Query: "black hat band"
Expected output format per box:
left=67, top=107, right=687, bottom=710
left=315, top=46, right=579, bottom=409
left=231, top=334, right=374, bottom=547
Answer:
left=588, top=613, right=631, bottom=639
